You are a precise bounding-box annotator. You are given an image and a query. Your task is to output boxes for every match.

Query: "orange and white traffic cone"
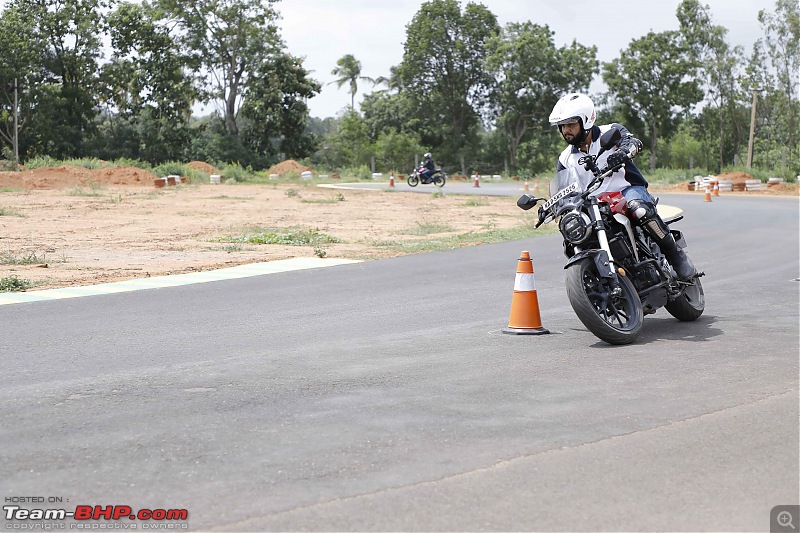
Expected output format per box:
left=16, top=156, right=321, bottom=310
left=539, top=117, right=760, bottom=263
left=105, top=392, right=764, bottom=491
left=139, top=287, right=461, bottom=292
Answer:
left=389, top=172, right=395, bottom=188
left=532, top=180, right=539, bottom=192
left=473, top=171, right=480, bottom=188
left=712, top=180, right=719, bottom=196
left=704, top=184, right=712, bottom=202
left=503, top=251, right=550, bottom=335
left=524, top=178, right=529, bottom=191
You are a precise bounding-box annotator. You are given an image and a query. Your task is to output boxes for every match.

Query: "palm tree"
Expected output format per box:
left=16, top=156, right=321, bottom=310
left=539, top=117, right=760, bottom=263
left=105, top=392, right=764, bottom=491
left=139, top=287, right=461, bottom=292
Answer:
left=373, top=65, right=404, bottom=94
left=329, top=54, right=377, bottom=109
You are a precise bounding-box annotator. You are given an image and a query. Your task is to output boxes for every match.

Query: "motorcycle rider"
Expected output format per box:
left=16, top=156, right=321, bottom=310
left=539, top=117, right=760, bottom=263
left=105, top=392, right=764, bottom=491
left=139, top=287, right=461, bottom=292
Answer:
left=548, top=92, right=696, bottom=280
left=420, top=152, right=436, bottom=183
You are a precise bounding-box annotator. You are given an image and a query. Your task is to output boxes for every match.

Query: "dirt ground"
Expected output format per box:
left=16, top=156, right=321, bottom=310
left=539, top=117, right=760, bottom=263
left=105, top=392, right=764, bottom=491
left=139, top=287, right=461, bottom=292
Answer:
left=1, top=165, right=797, bottom=292
left=0, top=165, right=528, bottom=291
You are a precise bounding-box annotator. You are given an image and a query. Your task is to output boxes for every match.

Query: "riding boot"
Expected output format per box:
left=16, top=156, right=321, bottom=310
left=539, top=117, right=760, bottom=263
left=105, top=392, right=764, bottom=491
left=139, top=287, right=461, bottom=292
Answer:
left=628, top=199, right=696, bottom=281
left=653, top=231, right=696, bottom=280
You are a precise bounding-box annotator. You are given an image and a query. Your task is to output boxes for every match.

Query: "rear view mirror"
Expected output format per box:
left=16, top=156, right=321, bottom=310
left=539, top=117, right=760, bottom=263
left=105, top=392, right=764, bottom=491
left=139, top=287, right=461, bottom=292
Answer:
left=599, top=128, right=621, bottom=150
left=516, top=194, right=539, bottom=211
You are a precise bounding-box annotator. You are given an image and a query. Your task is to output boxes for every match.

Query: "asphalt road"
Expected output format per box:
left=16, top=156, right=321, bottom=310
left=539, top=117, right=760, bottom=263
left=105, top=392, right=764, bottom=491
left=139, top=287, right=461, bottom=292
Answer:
left=321, top=179, right=529, bottom=196
left=1, top=192, right=798, bottom=531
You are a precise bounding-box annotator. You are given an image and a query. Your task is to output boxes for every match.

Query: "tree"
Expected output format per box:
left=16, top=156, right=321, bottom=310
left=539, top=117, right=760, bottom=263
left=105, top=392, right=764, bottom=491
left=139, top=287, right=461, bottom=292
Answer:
left=398, top=0, right=500, bottom=173
left=677, top=0, right=746, bottom=171
left=156, top=0, right=282, bottom=138
left=316, top=109, right=372, bottom=170
left=1, top=0, right=106, bottom=159
left=373, top=130, right=424, bottom=173
left=242, top=52, right=321, bottom=160
left=0, top=4, right=43, bottom=161
left=755, top=0, right=799, bottom=173
left=361, top=91, right=420, bottom=141
left=98, top=1, right=196, bottom=163
left=486, top=21, right=598, bottom=169
left=329, top=54, right=377, bottom=110
left=602, top=30, right=703, bottom=170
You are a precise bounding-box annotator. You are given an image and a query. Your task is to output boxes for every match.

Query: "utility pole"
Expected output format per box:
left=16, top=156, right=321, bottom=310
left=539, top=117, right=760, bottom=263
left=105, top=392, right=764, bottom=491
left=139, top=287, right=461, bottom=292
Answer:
left=746, top=87, right=759, bottom=169
left=13, top=78, right=19, bottom=165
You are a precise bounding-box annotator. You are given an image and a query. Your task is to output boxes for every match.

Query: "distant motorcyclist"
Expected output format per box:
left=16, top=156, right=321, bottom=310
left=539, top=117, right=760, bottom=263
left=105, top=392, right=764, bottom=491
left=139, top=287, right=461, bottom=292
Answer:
left=420, top=153, right=435, bottom=183
left=548, top=92, right=696, bottom=280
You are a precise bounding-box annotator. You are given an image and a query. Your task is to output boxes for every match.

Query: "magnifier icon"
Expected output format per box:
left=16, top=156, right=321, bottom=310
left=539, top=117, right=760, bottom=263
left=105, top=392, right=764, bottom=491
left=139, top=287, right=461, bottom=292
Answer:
left=778, top=511, right=796, bottom=529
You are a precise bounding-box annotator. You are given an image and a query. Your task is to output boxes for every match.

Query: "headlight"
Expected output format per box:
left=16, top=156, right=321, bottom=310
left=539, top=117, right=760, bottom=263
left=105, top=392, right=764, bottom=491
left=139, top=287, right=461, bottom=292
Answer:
left=558, top=211, right=592, bottom=244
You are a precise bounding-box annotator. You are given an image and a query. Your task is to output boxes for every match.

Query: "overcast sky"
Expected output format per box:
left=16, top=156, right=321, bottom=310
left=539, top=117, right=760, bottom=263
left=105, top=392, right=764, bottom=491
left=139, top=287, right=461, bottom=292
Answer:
left=277, top=0, right=778, bottom=119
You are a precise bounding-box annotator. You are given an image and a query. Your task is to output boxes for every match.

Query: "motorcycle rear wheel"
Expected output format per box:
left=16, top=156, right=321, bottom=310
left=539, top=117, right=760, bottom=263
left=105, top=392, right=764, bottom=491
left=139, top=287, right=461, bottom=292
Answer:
left=407, top=175, right=419, bottom=187
left=565, top=257, right=643, bottom=345
left=434, top=173, right=446, bottom=187
left=665, top=277, right=705, bottom=321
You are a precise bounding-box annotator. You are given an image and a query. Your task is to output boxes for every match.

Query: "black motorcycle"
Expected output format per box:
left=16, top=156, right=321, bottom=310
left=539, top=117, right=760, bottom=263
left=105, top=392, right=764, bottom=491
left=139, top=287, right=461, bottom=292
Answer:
left=408, top=166, right=446, bottom=187
left=517, top=129, right=705, bottom=345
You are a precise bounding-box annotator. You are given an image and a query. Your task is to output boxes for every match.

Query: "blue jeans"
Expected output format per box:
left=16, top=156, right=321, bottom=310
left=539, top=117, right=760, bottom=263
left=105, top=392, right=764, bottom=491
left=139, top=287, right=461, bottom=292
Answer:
left=621, top=185, right=654, bottom=205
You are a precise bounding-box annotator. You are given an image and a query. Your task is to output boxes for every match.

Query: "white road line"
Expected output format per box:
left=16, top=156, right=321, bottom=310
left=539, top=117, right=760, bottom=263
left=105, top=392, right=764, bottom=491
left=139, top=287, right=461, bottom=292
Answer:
left=0, top=258, right=362, bottom=306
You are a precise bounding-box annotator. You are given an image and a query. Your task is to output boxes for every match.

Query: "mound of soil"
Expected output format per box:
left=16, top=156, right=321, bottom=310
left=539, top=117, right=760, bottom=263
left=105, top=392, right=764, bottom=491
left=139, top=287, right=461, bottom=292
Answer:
left=0, top=165, right=159, bottom=189
left=186, top=161, right=219, bottom=174
left=267, top=159, right=310, bottom=175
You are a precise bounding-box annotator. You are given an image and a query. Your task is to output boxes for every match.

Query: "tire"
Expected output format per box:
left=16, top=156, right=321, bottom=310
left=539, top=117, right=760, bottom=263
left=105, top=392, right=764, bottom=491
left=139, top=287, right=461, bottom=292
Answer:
left=434, top=173, right=446, bottom=188
left=665, top=277, right=705, bottom=321
left=565, top=257, right=643, bottom=345
left=407, top=174, right=419, bottom=187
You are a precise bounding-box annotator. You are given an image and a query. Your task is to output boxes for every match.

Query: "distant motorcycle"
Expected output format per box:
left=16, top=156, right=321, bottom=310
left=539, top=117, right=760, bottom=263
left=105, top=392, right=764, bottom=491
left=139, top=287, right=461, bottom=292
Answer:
left=516, top=128, right=705, bottom=345
left=408, top=166, right=446, bottom=188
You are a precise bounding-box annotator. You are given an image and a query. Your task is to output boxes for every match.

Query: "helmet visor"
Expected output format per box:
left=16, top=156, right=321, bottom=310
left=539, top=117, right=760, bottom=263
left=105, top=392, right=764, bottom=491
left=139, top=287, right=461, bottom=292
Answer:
left=553, top=117, right=580, bottom=127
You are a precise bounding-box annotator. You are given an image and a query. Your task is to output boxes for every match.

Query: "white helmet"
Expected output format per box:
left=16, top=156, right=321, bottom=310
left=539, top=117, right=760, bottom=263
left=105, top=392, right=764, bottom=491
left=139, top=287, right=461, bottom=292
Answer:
left=549, top=93, right=596, bottom=130
left=424, top=152, right=432, bottom=159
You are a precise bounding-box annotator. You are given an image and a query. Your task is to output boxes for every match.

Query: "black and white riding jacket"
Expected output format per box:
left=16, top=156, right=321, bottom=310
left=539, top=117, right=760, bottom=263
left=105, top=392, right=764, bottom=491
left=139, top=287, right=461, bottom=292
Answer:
left=555, top=123, right=647, bottom=196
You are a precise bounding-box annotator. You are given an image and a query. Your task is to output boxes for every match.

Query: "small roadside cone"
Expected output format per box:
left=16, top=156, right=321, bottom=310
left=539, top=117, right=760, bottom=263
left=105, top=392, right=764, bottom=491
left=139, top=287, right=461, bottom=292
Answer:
left=503, top=251, right=550, bottom=335
left=389, top=172, right=395, bottom=188
left=712, top=180, right=719, bottom=196
left=704, top=184, right=712, bottom=202
left=524, top=178, right=529, bottom=191
left=532, top=180, right=539, bottom=192
left=473, top=171, right=480, bottom=188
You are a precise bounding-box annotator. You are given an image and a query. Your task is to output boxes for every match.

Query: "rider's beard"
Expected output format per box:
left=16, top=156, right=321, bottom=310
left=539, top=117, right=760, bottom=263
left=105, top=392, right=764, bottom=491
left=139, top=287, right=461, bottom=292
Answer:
left=563, top=129, right=587, bottom=147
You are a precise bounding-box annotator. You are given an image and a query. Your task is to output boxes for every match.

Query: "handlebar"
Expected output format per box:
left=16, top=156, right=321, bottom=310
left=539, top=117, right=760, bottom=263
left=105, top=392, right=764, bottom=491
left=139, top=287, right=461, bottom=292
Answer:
left=518, top=152, right=627, bottom=228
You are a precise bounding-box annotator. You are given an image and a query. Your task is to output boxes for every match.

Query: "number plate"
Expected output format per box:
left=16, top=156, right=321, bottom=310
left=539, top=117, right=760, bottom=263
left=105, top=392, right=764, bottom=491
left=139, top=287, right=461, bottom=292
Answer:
left=542, top=182, right=579, bottom=212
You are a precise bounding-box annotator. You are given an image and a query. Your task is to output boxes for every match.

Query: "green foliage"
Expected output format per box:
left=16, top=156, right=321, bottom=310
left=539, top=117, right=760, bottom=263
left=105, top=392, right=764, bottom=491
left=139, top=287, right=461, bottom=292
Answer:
left=372, top=130, right=424, bottom=173
left=0, top=250, right=48, bottom=265
left=485, top=21, right=598, bottom=170
left=0, top=0, right=795, bottom=178
left=0, top=275, right=32, bottom=292
left=338, top=165, right=373, bottom=180
left=603, top=30, right=703, bottom=170
left=242, top=52, right=321, bottom=160
left=0, top=205, right=24, bottom=216
left=152, top=162, right=209, bottom=183
left=156, top=0, right=283, bottom=139
left=317, top=110, right=373, bottom=169
left=398, top=0, right=500, bottom=169
left=219, top=163, right=251, bottom=183
left=664, top=122, right=704, bottom=169
left=372, top=218, right=557, bottom=255
left=402, top=221, right=455, bottom=235
left=219, top=226, right=341, bottom=246
left=329, top=54, right=377, bottom=110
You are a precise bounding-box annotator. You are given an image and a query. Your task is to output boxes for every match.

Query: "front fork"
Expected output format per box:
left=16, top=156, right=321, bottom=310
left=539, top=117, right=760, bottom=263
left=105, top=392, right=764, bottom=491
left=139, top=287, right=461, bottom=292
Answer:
left=588, top=197, right=623, bottom=297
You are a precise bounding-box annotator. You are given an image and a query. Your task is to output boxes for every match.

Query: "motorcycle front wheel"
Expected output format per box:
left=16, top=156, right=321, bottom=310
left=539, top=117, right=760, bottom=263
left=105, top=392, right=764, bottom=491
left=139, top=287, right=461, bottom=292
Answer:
left=434, top=173, right=446, bottom=187
left=565, top=257, right=643, bottom=345
left=665, top=277, right=705, bottom=321
left=407, top=174, right=419, bottom=187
